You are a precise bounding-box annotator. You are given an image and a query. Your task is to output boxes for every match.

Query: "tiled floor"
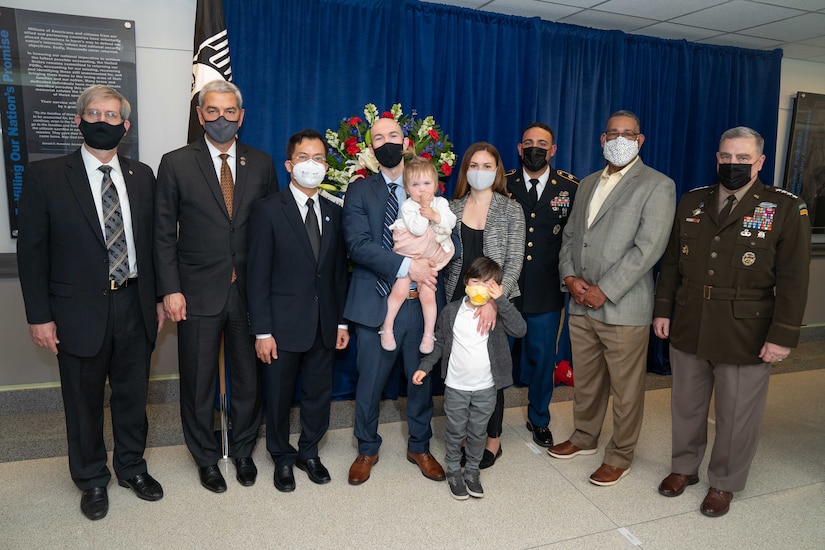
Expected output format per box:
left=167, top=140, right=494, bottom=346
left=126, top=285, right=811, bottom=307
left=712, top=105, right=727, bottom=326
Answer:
left=1, top=368, right=823, bottom=549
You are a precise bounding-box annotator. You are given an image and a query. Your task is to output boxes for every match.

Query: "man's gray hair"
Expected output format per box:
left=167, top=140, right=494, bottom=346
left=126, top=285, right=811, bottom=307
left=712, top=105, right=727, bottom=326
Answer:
left=720, top=126, right=764, bottom=155
left=607, top=109, right=641, bottom=131
left=198, top=80, right=243, bottom=109
left=76, top=85, right=131, bottom=120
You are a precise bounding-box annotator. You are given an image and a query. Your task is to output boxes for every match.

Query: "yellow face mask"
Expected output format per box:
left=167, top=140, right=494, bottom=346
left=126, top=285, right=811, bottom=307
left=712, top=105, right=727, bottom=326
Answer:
left=465, top=285, right=490, bottom=306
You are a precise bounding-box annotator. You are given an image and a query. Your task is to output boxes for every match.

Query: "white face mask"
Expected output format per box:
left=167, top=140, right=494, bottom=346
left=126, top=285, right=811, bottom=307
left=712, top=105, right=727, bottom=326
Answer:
left=467, top=169, right=496, bottom=191
left=603, top=136, right=639, bottom=168
left=291, top=159, right=326, bottom=188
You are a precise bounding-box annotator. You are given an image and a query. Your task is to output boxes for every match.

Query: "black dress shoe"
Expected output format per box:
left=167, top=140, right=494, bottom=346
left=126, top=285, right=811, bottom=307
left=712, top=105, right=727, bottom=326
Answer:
left=234, top=456, right=257, bottom=486
left=198, top=464, right=227, bottom=493
left=296, top=458, right=331, bottom=485
left=274, top=465, right=295, bottom=492
left=526, top=421, right=554, bottom=448
left=118, top=472, right=164, bottom=501
left=479, top=445, right=502, bottom=469
left=80, top=486, right=108, bottom=521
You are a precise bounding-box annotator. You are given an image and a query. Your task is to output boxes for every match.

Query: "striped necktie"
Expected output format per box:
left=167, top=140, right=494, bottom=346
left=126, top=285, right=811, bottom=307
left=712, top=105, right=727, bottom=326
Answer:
left=100, top=165, right=129, bottom=285
left=376, top=182, right=399, bottom=296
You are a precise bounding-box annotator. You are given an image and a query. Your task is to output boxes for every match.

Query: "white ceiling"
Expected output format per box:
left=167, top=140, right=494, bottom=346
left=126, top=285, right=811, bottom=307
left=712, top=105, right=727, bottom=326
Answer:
left=429, top=0, right=825, bottom=64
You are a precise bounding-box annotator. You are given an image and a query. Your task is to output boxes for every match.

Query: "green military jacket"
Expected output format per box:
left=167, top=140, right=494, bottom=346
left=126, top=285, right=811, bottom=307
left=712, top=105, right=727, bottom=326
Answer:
left=654, top=181, right=810, bottom=364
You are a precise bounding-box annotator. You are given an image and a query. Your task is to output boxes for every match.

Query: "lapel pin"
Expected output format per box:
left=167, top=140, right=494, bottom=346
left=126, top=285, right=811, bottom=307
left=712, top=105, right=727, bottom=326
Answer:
left=129, top=170, right=134, bottom=175
left=240, top=157, right=247, bottom=166
left=324, top=216, right=330, bottom=222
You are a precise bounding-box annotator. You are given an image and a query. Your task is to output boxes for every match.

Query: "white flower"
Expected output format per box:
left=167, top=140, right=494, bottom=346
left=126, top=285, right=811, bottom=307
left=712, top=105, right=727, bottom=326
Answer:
left=356, top=149, right=379, bottom=173
left=438, top=151, right=456, bottom=166
left=391, top=103, right=403, bottom=120
left=325, top=129, right=340, bottom=149
left=364, top=103, right=378, bottom=125
left=417, top=116, right=435, bottom=138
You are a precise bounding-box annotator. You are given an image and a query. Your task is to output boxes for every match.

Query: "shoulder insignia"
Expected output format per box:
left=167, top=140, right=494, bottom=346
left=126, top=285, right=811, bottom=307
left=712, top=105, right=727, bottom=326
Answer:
left=771, top=187, right=799, bottom=200
left=505, top=169, right=517, bottom=177
left=687, top=185, right=714, bottom=194
left=799, top=203, right=809, bottom=216
left=556, top=169, right=578, bottom=183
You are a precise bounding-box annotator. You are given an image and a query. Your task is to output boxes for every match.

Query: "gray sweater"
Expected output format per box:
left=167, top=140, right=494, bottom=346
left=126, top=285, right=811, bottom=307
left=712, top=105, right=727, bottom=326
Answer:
left=417, top=296, right=527, bottom=389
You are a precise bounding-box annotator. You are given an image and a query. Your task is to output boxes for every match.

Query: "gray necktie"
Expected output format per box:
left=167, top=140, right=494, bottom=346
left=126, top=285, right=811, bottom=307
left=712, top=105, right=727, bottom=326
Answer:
left=305, top=197, right=321, bottom=262
left=100, top=165, right=129, bottom=285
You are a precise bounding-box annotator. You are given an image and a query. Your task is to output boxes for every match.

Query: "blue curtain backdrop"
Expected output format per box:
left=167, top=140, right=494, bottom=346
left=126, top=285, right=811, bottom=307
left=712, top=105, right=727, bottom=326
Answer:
left=224, top=0, right=782, bottom=396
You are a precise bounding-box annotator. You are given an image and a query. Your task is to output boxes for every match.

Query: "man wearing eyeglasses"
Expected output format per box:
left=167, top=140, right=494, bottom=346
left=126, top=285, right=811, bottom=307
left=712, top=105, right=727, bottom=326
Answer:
left=551, top=110, right=676, bottom=487
left=155, top=80, right=278, bottom=493
left=246, top=129, right=349, bottom=492
left=18, top=85, right=165, bottom=520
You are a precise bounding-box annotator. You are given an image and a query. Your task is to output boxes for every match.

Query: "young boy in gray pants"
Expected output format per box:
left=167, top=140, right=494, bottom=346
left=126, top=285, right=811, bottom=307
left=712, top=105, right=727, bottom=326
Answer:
left=413, top=257, right=527, bottom=499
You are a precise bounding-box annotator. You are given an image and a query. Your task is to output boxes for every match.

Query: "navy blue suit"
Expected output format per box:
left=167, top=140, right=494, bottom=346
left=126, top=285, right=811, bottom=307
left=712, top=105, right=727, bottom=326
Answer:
left=247, top=188, right=348, bottom=466
left=343, top=173, right=433, bottom=456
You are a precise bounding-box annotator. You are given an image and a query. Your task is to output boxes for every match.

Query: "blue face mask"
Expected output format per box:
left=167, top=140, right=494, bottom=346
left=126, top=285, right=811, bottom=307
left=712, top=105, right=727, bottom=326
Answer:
left=203, top=116, right=239, bottom=144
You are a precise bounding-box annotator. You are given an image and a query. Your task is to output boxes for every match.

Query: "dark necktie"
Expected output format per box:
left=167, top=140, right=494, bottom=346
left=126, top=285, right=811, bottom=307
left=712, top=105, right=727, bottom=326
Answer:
left=219, top=153, right=237, bottom=282
left=719, top=195, right=736, bottom=225
left=305, top=197, right=321, bottom=262
left=100, top=165, right=129, bottom=285
left=529, top=178, right=539, bottom=206
left=376, top=182, right=399, bottom=296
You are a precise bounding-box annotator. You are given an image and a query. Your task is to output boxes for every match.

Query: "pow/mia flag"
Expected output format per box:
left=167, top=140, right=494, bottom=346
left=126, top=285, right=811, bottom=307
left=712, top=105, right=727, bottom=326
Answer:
left=187, top=0, right=233, bottom=143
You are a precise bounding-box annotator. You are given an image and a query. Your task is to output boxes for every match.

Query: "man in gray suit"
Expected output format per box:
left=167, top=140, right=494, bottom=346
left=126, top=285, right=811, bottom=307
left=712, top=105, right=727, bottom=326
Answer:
left=549, top=110, right=676, bottom=486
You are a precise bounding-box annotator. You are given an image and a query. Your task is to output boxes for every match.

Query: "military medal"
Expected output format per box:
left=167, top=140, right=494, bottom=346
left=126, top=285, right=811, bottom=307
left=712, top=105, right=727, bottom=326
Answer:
left=681, top=244, right=689, bottom=255
left=757, top=230, right=766, bottom=239
left=743, top=202, right=776, bottom=232
left=551, top=194, right=571, bottom=213
left=553, top=224, right=561, bottom=235
left=742, top=252, right=756, bottom=266
left=740, top=228, right=751, bottom=237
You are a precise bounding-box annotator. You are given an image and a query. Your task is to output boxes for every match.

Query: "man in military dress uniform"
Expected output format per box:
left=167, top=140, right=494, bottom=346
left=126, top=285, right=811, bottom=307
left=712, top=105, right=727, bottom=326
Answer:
left=506, top=122, right=578, bottom=447
left=653, top=126, right=810, bottom=517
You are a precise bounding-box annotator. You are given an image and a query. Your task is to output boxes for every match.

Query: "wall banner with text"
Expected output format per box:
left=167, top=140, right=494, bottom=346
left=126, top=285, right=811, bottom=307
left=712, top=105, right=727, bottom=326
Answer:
left=0, top=7, right=138, bottom=237
left=784, top=91, right=825, bottom=231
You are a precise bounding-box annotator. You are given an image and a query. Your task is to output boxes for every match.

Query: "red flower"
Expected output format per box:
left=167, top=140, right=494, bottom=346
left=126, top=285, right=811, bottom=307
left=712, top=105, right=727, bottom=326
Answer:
left=421, top=152, right=432, bottom=160
left=344, top=136, right=360, bottom=155
left=438, top=182, right=446, bottom=195
left=348, top=117, right=362, bottom=126
left=356, top=168, right=367, bottom=178
left=381, top=111, right=394, bottom=119
left=441, top=163, right=452, bottom=176
left=428, top=129, right=438, bottom=141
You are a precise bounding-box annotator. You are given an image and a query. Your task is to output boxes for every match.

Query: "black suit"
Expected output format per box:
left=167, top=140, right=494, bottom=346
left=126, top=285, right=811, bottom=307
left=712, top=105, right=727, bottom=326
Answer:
left=154, top=137, right=278, bottom=466
left=247, top=188, right=348, bottom=466
left=18, top=148, right=159, bottom=490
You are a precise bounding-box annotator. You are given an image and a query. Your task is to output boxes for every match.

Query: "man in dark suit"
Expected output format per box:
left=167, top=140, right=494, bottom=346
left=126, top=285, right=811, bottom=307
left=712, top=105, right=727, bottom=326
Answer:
left=247, top=129, right=349, bottom=492
left=343, top=116, right=446, bottom=485
left=18, top=85, right=164, bottom=521
left=653, top=127, right=810, bottom=517
left=155, top=80, right=278, bottom=493
left=506, top=122, right=578, bottom=449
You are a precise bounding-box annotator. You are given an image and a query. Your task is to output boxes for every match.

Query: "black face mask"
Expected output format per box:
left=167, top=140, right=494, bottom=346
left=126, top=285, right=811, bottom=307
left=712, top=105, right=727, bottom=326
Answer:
left=521, top=146, right=549, bottom=172
left=79, top=120, right=127, bottom=151
left=373, top=142, right=403, bottom=168
left=718, top=163, right=753, bottom=191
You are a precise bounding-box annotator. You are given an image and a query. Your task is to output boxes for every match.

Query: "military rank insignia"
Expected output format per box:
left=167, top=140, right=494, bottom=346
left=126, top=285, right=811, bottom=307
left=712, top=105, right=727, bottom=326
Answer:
left=743, top=202, right=776, bottom=232
left=742, top=251, right=756, bottom=266
left=550, top=193, right=571, bottom=210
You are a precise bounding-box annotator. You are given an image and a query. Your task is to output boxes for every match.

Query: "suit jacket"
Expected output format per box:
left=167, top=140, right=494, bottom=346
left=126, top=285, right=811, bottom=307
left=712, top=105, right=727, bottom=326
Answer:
left=342, top=173, right=406, bottom=327
left=154, top=138, right=278, bottom=316
left=417, top=296, right=527, bottom=390
left=559, top=157, right=676, bottom=326
left=507, top=167, right=578, bottom=313
left=444, top=192, right=526, bottom=302
left=247, top=189, right=348, bottom=352
left=653, top=182, right=810, bottom=364
left=17, top=149, right=158, bottom=357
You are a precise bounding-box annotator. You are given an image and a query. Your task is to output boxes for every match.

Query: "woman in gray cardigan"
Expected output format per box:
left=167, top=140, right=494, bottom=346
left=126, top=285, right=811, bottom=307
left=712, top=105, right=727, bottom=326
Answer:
left=444, top=142, right=526, bottom=468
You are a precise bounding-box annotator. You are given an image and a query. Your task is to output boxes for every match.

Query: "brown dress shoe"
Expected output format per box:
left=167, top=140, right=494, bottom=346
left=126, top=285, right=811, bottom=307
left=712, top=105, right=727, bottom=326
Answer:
left=589, top=463, right=630, bottom=486
left=547, top=440, right=597, bottom=459
left=348, top=454, right=379, bottom=485
left=658, top=473, right=700, bottom=497
left=700, top=487, right=733, bottom=517
left=406, top=451, right=446, bottom=481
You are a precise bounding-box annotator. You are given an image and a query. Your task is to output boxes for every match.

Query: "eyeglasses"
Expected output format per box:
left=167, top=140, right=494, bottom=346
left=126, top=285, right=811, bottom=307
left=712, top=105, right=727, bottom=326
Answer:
left=604, top=131, right=638, bottom=140
left=292, top=154, right=327, bottom=164
left=83, top=109, right=122, bottom=122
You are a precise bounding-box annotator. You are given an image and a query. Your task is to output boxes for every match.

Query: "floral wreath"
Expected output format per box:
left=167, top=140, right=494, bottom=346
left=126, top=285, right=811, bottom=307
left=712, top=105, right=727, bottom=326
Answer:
left=321, top=103, right=455, bottom=205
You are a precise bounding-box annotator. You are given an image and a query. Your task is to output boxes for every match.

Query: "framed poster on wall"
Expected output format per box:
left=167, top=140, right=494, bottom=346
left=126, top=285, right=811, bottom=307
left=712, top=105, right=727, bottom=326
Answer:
left=783, top=91, right=825, bottom=232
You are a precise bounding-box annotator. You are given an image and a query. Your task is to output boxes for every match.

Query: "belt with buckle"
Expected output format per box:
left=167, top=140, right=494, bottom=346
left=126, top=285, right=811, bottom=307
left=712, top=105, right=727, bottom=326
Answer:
left=407, top=289, right=420, bottom=300
left=110, top=277, right=138, bottom=291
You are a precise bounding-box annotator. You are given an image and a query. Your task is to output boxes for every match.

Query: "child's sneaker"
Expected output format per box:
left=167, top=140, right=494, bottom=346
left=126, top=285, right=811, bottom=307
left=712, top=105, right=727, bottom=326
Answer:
left=447, top=473, right=469, bottom=500
left=464, top=470, right=484, bottom=498
left=419, top=333, right=436, bottom=354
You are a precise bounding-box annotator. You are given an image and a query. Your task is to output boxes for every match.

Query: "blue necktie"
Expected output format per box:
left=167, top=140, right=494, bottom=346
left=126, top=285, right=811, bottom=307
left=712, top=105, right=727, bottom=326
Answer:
left=376, top=182, right=399, bottom=296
